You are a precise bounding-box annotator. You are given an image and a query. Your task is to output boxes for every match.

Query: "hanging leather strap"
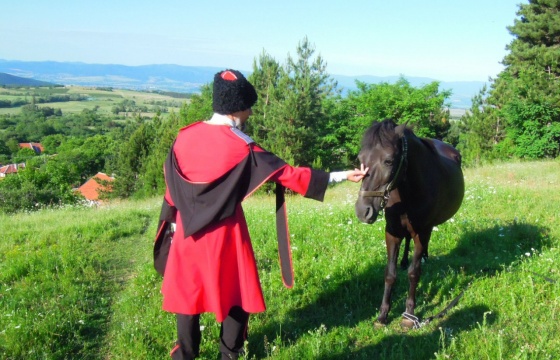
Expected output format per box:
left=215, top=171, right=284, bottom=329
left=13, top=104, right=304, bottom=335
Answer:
left=276, top=184, right=294, bottom=288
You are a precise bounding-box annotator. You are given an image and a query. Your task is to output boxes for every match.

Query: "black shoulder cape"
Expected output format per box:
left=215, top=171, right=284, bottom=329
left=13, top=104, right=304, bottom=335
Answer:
left=155, top=132, right=329, bottom=286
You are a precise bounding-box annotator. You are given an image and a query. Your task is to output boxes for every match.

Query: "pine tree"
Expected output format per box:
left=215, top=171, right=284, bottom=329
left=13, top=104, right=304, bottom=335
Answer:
left=248, top=37, right=337, bottom=167
left=247, top=51, right=283, bottom=151
left=111, top=117, right=154, bottom=198
left=486, top=0, right=560, bottom=159
left=457, top=85, right=507, bottom=165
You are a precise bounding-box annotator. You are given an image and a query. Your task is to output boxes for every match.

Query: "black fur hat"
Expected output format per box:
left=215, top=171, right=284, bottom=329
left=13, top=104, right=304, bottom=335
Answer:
left=213, top=69, right=258, bottom=114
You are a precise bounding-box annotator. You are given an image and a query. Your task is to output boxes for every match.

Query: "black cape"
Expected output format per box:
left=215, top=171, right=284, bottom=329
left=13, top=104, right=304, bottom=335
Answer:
left=154, top=137, right=329, bottom=286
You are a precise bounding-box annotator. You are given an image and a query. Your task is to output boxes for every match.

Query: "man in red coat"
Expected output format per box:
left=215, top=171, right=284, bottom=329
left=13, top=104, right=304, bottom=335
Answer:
left=159, top=69, right=367, bottom=359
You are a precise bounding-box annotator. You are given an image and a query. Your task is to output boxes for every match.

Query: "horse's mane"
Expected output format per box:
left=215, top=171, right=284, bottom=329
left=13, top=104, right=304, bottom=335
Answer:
left=362, top=119, right=402, bottom=148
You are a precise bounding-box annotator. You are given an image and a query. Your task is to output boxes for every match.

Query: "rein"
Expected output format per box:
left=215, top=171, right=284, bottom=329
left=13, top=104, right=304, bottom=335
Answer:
left=359, top=135, right=408, bottom=208
left=402, top=282, right=469, bottom=329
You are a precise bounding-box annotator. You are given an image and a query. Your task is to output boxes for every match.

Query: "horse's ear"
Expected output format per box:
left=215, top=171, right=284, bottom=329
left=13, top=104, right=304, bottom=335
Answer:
left=395, top=123, right=407, bottom=137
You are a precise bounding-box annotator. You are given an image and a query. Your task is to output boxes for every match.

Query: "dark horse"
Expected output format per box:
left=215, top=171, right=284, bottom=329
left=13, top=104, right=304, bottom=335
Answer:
left=355, top=119, right=464, bottom=328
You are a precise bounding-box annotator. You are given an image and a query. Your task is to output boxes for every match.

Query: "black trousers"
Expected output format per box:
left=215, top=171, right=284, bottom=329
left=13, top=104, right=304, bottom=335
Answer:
left=171, top=306, right=249, bottom=360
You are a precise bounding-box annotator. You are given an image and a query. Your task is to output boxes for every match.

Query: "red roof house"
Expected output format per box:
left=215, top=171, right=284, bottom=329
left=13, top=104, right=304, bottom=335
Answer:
left=0, top=163, right=26, bottom=178
left=77, top=172, right=115, bottom=202
left=19, top=142, right=44, bottom=154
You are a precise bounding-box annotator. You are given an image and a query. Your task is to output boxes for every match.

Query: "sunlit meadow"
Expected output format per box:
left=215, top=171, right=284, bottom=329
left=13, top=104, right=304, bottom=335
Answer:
left=1, top=161, right=559, bottom=359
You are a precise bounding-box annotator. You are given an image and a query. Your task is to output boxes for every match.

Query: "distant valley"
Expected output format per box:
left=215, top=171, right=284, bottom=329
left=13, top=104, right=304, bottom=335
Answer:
left=0, top=59, right=485, bottom=109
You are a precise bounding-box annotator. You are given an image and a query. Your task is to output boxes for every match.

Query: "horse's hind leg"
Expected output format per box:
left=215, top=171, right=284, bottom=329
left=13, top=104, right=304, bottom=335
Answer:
left=402, top=230, right=432, bottom=329
left=377, top=233, right=402, bottom=326
left=400, top=234, right=411, bottom=269
left=422, top=235, right=430, bottom=261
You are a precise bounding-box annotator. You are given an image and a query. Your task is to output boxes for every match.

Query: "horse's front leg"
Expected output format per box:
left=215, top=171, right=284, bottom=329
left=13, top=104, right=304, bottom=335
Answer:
left=402, top=230, right=432, bottom=328
left=400, top=234, right=411, bottom=270
left=377, top=232, right=402, bottom=325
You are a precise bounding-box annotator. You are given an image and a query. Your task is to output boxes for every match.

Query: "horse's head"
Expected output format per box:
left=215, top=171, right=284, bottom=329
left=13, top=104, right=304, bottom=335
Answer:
left=355, top=119, right=407, bottom=224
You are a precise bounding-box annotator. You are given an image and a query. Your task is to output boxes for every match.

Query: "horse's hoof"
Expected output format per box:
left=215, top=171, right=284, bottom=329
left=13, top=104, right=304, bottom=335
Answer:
left=374, top=321, right=386, bottom=329
left=401, top=318, right=415, bottom=329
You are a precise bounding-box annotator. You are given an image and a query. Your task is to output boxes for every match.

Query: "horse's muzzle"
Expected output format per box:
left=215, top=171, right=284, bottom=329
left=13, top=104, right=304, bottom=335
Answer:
left=355, top=199, right=380, bottom=224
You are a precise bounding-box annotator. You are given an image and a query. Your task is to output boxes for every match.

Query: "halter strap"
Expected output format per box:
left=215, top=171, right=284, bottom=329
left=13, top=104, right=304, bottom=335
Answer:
left=359, top=135, right=408, bottom=208
left=385, top=135, right=408, bottom=193
left=359, top=190, right=386, bottom=197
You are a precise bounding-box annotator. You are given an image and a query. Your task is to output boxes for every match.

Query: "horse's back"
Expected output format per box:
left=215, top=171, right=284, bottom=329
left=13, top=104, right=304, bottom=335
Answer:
left=413, top=138, right=464, bottom=227
left=431, top=146, right=464, bottom=225
left=421, top=138, right=462, bottom=166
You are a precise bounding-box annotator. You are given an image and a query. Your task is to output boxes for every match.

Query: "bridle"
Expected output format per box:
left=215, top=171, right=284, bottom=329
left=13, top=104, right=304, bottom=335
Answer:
left=358, top=135, right=408, bottom=209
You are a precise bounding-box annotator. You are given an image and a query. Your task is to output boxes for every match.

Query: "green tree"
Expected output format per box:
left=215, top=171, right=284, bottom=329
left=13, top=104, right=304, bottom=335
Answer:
left=484, top=0, right=560, bottom=159
left=315, top=95, right=359, bottom=169
left=0, top=139, right=10, bottom=157
left=5, top=138, right=20, bottom=154
left=0, top=159, right=79, bottom=214
left=178, top=84, right=213, bottom=127
left=248, top=37, right=338, bottom=167
left=0, top=139, right=10, bottom=164
left=503, top=99, right=560, bottom=158
left=41, top=134, right=66, bottom=154
left=111, top=117, right=156, bottom=198
left=136, top=112, right=181, bottom=197
left=247, top=51, right=282, bottom=147
left=54, top=134, right=114, bottom=185
left=343, top=77, right=452, bottom=143
left=13, top=148, right=37, bottom=163
left=457, top=85, right=507, bottom=166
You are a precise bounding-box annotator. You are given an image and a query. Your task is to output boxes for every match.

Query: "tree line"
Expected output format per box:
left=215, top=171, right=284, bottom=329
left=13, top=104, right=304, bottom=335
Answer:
left=0, top=93, right=88, bottom=108
left=0, top=0, right=557, bottom=214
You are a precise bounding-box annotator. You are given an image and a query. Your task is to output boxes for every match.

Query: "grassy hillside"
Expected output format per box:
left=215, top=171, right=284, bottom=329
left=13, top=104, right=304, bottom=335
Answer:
left=0, top=86, right=188, bottom=117
left=0, top=72, right=57, bottom=87
left=1, top=161, right=559, bottom=359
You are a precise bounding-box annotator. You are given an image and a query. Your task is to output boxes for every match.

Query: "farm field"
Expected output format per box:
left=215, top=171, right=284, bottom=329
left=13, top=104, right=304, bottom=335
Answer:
left=1, top=160, right=559, bottom=359
left=0, top=86, right=188, bottom=117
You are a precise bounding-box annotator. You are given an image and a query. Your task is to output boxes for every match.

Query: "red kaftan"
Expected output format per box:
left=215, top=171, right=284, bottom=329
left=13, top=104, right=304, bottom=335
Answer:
left=161, top=122, right=317, bottom=322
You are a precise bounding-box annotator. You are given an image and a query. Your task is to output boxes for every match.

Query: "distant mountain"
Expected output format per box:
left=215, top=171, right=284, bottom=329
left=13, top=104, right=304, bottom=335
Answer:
left=0, top=59, right=219, bottom=93
left=0, top=72, right=57, bottom=87
left=0, top=59, right=485, bottom=108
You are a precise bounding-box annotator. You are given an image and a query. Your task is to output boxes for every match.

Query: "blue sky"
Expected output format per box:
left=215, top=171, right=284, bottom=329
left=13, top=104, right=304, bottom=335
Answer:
left=1, top=0, right=526, bottom=82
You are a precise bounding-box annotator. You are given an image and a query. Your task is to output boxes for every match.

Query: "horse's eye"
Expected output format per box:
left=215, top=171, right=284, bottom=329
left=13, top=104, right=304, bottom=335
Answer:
left=384, top=159, right=393, bottom=166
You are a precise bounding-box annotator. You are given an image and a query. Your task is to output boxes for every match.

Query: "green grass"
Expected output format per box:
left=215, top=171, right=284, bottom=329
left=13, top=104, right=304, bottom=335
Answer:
left=1, top=161, right=559, bottom=359
left=0, top=86, right=186, bottom=117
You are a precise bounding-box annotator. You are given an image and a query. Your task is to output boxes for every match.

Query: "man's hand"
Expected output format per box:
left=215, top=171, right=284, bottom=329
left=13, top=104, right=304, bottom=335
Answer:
left=346, top=164, right=369, bottom=183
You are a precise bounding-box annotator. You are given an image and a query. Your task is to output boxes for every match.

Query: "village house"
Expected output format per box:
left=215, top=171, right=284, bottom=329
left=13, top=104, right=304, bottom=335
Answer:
left=0, top=142, right=44, bottom=178
left=19, top=142, right=44, bottom=154
left=0, top=163, right=26, bottom=178
left=76, top=172, right=115, bottom=204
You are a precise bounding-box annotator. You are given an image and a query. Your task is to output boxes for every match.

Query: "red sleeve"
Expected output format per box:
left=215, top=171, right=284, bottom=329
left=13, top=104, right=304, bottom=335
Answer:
left=271, top=165, right=312, bottom=195
left=271, top=165, right=330, bottom=201
left=252, top=143, right=329, bottom=201
left=252, top=143, right=311, bottom=196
